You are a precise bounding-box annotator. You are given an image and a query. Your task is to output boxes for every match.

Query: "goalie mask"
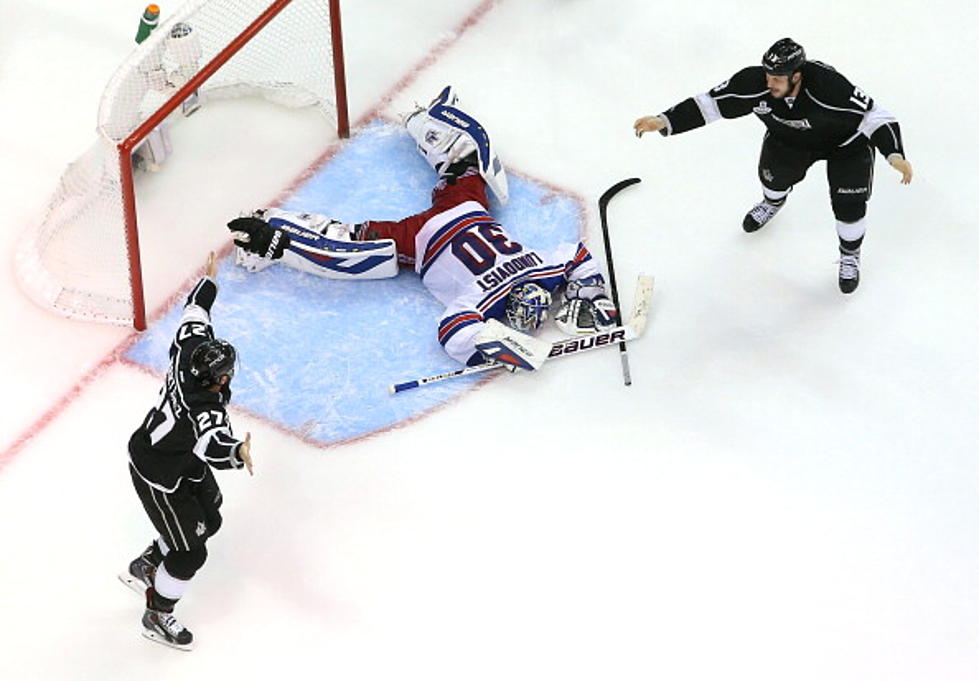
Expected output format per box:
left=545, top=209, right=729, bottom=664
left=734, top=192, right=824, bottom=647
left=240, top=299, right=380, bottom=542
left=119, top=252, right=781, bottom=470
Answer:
left=505, top=282, right=551, bottom=332
left=189, top=338, right=237, bottom=388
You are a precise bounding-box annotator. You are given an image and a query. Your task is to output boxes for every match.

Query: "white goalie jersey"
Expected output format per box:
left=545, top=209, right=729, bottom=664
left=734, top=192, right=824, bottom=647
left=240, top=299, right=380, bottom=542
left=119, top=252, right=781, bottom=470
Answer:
left=407, top=197, right=602, bottom=365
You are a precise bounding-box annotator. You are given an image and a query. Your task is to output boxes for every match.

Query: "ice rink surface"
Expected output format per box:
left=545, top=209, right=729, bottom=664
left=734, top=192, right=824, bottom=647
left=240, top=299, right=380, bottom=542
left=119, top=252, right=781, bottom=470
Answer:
left=1, top=1, right=977, bottom=680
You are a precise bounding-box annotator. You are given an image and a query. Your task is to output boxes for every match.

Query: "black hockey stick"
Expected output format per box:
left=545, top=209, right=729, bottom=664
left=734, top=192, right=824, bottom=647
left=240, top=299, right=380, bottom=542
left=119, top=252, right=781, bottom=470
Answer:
left=598, top=177, right=642, bottom=386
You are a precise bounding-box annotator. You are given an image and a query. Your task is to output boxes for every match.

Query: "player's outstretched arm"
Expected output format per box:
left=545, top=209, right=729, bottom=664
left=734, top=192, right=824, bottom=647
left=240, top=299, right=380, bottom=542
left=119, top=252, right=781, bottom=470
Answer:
left=205, top=251, right=217, bottom=279
left=888, top=155, right=913, bottom=184
left=634, top=115, right=667, bottom=138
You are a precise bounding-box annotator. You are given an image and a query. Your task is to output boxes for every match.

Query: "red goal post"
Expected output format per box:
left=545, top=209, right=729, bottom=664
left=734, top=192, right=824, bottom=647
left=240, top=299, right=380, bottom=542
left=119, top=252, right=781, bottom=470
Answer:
left=16, top=0, right=349, bottom=330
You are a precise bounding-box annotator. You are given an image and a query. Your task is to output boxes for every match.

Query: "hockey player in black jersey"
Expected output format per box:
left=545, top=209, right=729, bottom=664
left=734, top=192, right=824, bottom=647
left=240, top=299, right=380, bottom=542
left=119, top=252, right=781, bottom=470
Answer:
left=634, top=37, right=913, bottom=293
left=120, top=252, right=253, bottom=651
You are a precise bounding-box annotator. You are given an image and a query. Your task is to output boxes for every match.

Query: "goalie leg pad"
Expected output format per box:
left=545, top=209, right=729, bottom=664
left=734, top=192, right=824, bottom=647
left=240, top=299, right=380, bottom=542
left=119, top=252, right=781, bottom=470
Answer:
left=281, top=236, right=399, bottom=280
left=405, top=86, right=509, bottom=204
left=247, top=207, right=357, bottom=241
left=229, top=209, right=398, bottom=279
left=405, top=107, right=478, bottom=177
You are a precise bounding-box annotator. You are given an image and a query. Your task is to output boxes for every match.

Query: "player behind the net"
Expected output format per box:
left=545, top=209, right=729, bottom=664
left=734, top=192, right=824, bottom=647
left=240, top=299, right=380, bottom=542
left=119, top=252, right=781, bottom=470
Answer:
left=634, top=38, right=912, bottom=293
left=226, top=86, right=620, bottom=371
left=120, top=252, right=253, bottom=651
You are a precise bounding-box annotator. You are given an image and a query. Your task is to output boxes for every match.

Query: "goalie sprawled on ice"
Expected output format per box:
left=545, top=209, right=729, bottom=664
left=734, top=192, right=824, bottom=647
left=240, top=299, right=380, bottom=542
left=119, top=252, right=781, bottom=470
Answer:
left=228, top=87, right=619, bottom=371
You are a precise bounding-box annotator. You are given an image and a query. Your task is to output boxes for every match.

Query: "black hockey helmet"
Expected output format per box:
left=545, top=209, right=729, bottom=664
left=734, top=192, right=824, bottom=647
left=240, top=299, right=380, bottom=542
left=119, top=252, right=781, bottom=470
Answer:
left=762, top=38, right=806, bottom=76
left=190, top=338, right=237, bottom=388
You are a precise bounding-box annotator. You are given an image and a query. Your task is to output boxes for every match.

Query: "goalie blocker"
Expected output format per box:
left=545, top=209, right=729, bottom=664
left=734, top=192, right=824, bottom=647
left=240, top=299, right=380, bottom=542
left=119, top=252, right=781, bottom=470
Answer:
left=229, top=208, right=399, bottom=280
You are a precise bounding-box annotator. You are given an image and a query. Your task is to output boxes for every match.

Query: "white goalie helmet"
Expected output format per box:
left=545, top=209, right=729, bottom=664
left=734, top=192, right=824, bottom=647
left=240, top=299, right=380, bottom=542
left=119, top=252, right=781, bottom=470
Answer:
left=505, top=282, right=552, bottom=332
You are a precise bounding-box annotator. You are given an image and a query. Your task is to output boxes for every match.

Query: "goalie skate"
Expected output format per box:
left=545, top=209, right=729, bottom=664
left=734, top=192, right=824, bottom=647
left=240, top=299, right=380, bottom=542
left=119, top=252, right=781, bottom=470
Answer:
left=405, top=86, right=509, bottom=204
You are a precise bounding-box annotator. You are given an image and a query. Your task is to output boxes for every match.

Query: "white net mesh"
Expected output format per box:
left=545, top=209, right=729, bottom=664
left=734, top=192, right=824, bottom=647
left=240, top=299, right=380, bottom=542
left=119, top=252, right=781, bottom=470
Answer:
left=17, top=0, right=342, bottom=326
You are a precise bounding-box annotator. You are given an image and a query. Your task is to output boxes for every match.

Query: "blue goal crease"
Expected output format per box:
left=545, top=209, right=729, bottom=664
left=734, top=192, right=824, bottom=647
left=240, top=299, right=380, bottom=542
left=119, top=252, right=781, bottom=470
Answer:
left=126, top=120, right=583, bottom=446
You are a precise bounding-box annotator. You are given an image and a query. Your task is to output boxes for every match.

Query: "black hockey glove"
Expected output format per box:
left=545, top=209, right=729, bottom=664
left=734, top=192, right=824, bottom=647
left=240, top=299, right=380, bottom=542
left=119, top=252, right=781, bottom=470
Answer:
left=227, top=216, right=290, bottom=260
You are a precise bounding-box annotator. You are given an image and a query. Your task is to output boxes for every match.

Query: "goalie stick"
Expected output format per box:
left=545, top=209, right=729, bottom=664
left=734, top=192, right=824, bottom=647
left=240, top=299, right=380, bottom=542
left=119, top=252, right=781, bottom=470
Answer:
left=389, top=275, right=654, bottom=393
left=598, top=177, right=642, bottom=386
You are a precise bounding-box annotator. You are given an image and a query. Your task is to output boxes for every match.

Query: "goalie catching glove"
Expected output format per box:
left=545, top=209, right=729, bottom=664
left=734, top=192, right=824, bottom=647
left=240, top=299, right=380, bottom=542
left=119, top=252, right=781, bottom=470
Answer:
left=228, top=216, right=290, bottom=260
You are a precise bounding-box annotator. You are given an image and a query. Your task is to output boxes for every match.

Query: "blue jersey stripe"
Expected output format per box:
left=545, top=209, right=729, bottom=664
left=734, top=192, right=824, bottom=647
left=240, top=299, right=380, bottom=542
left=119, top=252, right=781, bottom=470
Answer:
left=475, top=264, right=567, bottom=314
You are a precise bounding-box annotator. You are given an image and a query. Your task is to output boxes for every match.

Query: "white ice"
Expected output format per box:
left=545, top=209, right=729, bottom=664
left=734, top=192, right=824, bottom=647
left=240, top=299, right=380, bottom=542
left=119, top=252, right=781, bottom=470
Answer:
left=1, top=1, right=977, bottom=679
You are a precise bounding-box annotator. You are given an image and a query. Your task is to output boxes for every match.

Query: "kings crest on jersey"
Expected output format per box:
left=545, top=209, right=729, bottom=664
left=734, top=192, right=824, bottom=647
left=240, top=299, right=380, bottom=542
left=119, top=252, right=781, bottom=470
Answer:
left=657, top=61, right=904, bottom=158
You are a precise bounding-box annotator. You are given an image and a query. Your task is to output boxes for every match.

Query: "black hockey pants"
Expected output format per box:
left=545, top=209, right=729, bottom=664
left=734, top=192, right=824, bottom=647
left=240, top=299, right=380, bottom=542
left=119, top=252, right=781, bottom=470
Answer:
left=757, top=133, right=875, bottom=223
left=130, top=464, right=223, bottom=579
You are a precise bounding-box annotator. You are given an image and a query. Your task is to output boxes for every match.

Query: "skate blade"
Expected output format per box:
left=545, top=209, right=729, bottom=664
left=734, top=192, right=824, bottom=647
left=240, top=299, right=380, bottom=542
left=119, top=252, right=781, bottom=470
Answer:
left=117, top=572, right=147, bottom=596
left=141, top=628, right=193, bottom=651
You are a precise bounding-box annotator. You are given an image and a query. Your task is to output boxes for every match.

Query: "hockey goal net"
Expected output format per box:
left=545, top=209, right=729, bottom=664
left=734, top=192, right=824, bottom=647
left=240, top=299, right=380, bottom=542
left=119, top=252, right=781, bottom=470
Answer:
left=16, top=0, right=349, bottom=329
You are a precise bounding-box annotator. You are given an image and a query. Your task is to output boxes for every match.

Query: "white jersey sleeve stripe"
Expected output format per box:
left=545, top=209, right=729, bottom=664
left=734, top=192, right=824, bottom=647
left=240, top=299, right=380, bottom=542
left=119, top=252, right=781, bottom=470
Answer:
left=856, top=105, right=898, bottom=139
left=694, top=92, right=723, bottom=124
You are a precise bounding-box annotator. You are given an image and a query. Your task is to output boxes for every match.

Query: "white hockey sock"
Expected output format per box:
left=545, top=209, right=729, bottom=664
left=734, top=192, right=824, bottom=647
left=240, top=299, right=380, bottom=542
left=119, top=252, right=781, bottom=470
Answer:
left=154, top=563, right=191, bottom=601
left=836, top=217, right=866, bottom=243
left=763, top=187, right=790, bottom=203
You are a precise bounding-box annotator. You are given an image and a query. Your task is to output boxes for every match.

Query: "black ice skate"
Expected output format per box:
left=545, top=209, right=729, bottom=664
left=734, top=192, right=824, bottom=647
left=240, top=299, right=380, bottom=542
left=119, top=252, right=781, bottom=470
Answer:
left=837, top=248, right=861, bottom=293
left=142, top=606, right=194, bottom=651
left=742, top=198, right=785, bottom=232
left=118, top=544, right=160, bottom=595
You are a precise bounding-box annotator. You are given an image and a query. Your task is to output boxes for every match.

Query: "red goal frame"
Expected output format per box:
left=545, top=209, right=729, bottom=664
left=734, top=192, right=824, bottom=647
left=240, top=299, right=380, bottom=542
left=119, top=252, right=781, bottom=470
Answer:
left=117, top=0, right=349, bottom=329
